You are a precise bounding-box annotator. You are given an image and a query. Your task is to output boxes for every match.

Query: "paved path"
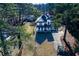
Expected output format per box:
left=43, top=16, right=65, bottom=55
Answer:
left=53, top=31, right=64, bottom=51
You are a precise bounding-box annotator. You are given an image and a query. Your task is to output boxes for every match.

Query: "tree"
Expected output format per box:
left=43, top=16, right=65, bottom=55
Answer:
left=0, top=3, right=42, bottom=55
left=48, top=3, right=79, bottom=55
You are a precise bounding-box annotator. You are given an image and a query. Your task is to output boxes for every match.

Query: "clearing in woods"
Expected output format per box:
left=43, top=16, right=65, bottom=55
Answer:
left=21, top=23, right=57, bottom=56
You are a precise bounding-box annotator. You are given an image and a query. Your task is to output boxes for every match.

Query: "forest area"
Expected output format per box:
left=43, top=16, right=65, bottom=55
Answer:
left=0, top=3, right=79, bottom=56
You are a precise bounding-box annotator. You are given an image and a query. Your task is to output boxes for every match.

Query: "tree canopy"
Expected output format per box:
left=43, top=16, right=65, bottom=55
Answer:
left=48, top=3, right=79, bottom=41
left=0, top=3, right=42, bottom=46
